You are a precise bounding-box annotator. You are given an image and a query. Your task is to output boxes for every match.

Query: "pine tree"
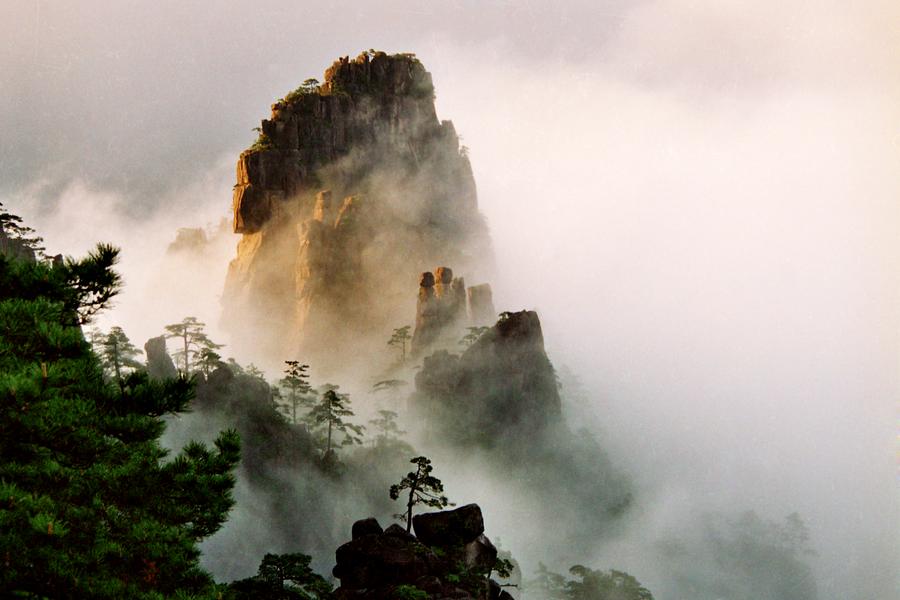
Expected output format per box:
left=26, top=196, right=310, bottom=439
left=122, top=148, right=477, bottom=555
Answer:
left=307, top=388, right=364, bottom=457
left=228, top=552, right=332, bottom=599
left=164, top=316, right=223, bottom=375
left=0, top=244, right=240, bottom=598
left=389, top=456, right=452, bottom=532
left=197, top=347, right=224, bottom=376
left=0, top=201, right=45, bottom=258
left=279, top=361, right=313, bottom=424
left=387, top=325, right=412, bottom=362
left=368, top=409, right=413, bottom=453
left=99, top=325, right=143, bottom=381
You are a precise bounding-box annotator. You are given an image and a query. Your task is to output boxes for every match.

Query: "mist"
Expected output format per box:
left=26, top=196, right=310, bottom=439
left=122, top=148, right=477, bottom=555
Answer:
left=2, top=2, right=897, bottom=599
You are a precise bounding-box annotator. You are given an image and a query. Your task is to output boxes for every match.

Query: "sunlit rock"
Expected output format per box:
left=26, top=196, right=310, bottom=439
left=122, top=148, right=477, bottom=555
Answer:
left=222, top=51, right=493, bottom=370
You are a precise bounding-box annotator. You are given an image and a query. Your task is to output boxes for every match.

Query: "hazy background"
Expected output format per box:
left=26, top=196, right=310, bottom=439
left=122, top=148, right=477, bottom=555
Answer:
left=2, top=1, right=898, bottom=599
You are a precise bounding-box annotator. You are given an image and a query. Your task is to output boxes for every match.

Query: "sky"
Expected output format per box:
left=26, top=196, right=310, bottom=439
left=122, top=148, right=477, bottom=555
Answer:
left=1, top=2, right=898, bottom=599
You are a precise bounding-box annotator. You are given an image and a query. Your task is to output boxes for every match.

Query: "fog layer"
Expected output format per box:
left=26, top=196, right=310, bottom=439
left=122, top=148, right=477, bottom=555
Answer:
left=1, top=2, right=897, bottom=599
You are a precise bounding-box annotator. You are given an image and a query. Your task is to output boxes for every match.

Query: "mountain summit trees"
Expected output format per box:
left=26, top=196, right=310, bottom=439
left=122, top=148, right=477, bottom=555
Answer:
left=164, top=316, right=223, bottom=375
left=0, top=243, right=240, bottom=598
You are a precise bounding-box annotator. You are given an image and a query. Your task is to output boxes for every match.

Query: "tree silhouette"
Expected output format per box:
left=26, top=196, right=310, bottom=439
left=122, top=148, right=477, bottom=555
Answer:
left=368, top=410, right=414, bottom=455
left=307, top=388, right=364, bottom=456
left=163, top=317, right=222, bottom=375
left=228, top=552, right=332, bottom=599
left=390, top=456, right=452, bottom=532
left=387, top=325, right=412, bottom=362
left=99, top=326, right=143, bottom=381
left=245, top=363, right=266, bottom=380
left=0, top=201, right=44, bottom=257
left=197, top=347, right=223, bottom=376
left=279, top=361, right=313, bottom=424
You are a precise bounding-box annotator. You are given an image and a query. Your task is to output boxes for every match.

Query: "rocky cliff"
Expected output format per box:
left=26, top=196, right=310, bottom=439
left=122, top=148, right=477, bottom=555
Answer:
left=414, top=310, right=562, bottom=446
left=222, top=52, right=492, bottom=369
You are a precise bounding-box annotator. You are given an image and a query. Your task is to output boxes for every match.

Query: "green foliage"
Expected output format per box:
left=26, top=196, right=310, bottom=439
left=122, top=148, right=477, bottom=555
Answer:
left=279, top=361, right=314, bottom=424
left=164, top=316, right=223, bottom=375
left=394, top=584, right=430, bottom=600
left=307, top=388, right=364, bottom=457
left=250, top=132, right=276, bottom=151
left=389, top=456, right=452, bottom=532
left=494, top=557, right=515, bottom=579
left=0, top=247, right=240, bottom=598
left=566, top=566, right=654, bottom=600
left=387, top=325, right=412, bottom=362
left=227, top=552, right=332, bottom=599
left=278, top=78, right=321, bottom=105
left=197, top=347, right=223, bottom=376
left=0, top=201, right=45, bottom=257
left=97, top=325, right=143, bottom=381
left=526, top=563, right=654, bottom=600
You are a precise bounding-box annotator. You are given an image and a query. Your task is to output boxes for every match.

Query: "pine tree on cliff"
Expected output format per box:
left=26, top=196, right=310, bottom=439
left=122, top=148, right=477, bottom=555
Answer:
left=279, top=360, right=313, bottom=424
left=0, top=243, right=241, bottom=598
left=390, top=456, right=452, bottom=532
left=164, top=316, right=223, bottom=375
left=388, top=325, right=412, bottom=362
left=197, top=347, right=223, bottom=376
left=98, top=325, right=143, bottom=381
left=307, top=388, right=364, bottom=457
left=0, top=201, right=44, bottom=257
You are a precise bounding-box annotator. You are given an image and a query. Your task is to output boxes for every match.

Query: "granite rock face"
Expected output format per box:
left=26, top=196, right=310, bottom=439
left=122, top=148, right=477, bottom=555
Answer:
left=414, top=310, right=562, bottom=445
left=0, top=230, right=37, bottom=263
left=411, top=265, right=496, bottom=356
left=222, top=52, right=492, bottom=368
left=144, top=335, right=177, bottom=379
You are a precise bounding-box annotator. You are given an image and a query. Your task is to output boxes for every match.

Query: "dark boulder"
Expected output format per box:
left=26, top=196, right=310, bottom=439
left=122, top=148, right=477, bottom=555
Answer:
left=351, top=517, right=383, bottom=539
left=333, top=533, right=438, bottom=589
left=144, top=335, right=177, bottom=379
left=383, top=523, right=416, bottom=541
left=464, top=534, right=497, bottom=571
left=413, top=504, right=485, bottom=547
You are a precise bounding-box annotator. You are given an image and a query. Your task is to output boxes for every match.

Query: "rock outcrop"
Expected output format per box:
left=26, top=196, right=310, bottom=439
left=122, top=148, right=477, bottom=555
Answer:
left=411, top=266, right=497, bottom=356
left=466, top=283, right=496, bottom=326
left=222, top=51, right=492, bottom=370
left=0, top=230, right=37, bottom=263
left=412, top=266, right=466, bottom=355
left=144, top=335, right=177, bottom=379
left=414, top=310, right=562, bottom=445
left=332, top=505, right=512, bottom=600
